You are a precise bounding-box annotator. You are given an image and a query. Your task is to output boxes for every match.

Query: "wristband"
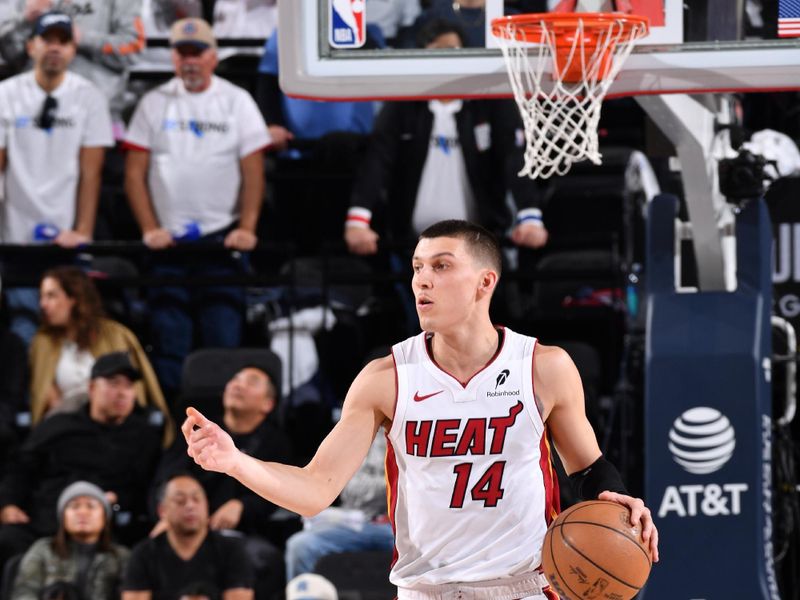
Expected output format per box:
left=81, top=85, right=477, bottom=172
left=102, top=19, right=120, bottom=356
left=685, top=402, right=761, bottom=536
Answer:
left=568, top=455, right=628, bottom=500
left=346, top=207, right=372, bottom=229
left=516, top=208, right=543, bottom=226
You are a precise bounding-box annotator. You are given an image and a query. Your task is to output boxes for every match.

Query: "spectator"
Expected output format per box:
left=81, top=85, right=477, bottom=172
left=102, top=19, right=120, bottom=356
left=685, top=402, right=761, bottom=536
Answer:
left=122, top=474, right=255, bottom=600
left=344, top=19, right=547, bottom=256
left=29, top=267, right=172, bottom=445
left=10, top=481, right=130, bottom=600
left=285, top=434, right=392, bottom=579
left=0, top=351, right=164, bottom=566
left=0, top=0, right=146, bottom=124
left=156, top=366, right=293, bottom=597
left=256, top=30, right=375, bottom=154
left=137, top=0, right=203, bottom=71
left=285, top=574, right=338, bottom=600
left=409, top=0, right=488, bottom=47
left=0, top=11, right=113, bottom=346
left=124, top=18, right=269, bottom=396
left=254, top=29, right=376, bottom=252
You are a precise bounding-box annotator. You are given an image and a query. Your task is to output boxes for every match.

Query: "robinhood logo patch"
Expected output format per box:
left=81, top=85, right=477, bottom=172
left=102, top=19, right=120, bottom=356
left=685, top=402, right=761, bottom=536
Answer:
left=495, top=369, right=510, bottom=390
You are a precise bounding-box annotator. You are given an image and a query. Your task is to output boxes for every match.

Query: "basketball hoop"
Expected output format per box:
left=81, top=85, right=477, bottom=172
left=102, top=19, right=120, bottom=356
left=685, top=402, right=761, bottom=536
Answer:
left=491, top=13, right=649, bottom=179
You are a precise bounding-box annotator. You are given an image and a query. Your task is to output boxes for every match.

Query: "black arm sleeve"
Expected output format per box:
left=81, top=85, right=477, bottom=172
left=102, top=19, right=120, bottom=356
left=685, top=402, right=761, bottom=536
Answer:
left=568, top=455, right=628, bottom=500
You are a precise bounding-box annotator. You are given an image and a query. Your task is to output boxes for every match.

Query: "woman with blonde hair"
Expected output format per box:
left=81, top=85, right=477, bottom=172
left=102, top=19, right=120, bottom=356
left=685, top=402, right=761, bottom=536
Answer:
left=29, top=266, right=173, bottom=445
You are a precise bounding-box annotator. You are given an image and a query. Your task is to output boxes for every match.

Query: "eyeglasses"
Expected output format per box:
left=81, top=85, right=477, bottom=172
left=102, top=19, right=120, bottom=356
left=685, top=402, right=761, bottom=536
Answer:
left=38, top=95, right=58, bottom=130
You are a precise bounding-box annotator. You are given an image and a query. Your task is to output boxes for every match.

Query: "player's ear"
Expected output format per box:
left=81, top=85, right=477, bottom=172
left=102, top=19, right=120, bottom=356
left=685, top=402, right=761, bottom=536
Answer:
left=478, top=269, right=498, bottom=295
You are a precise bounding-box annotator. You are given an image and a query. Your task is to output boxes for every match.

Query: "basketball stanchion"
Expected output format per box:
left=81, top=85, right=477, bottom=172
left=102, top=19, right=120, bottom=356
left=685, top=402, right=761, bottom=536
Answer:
left=491, top=13, right=649, bottom=179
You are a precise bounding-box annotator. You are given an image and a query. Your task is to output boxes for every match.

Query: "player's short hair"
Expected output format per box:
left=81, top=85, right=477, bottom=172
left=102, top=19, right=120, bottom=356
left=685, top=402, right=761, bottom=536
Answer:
left=419, top=220, right=502, bottom=276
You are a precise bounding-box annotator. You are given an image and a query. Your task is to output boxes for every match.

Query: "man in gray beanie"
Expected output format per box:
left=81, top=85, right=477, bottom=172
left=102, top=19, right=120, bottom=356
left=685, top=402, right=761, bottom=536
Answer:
left=9, top=479, right=129, bottom=600
left=56, top=481, right=112, bottom=525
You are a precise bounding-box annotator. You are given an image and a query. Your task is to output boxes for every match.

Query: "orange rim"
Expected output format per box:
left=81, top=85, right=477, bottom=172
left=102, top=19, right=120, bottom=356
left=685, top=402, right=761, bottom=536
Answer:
left=491, top=12, right=650, bottom=43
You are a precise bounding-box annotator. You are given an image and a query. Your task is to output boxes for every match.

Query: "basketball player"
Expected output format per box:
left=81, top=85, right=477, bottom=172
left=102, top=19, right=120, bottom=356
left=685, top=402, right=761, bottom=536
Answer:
left=183, top=220, right=659, bottom=599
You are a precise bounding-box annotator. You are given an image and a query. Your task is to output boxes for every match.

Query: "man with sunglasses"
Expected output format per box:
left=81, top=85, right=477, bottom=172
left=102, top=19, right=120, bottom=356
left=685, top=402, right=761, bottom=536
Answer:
left=124, top=18, right=270, bottom=398
left=0, top=11, right=113, bottom=345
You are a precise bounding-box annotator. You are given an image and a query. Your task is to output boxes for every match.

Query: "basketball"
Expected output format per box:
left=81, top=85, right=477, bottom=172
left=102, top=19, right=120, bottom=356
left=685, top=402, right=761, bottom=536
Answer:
left=541, top=500, right=652, bottom=600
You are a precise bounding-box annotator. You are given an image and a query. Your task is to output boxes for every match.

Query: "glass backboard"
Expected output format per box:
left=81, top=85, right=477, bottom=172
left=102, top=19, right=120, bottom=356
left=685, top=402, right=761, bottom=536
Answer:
left=278, top=0, right=800, bottom=100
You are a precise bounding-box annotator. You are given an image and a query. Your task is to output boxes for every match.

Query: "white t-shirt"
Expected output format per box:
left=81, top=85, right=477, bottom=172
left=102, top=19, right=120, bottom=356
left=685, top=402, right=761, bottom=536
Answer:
left=53, top=341, right=95, bottom=414
left=125, top=75, right=270, bottom=235
left=411, top=100, right=476, bottom=236
left=0, top=71, right=114, bottom=243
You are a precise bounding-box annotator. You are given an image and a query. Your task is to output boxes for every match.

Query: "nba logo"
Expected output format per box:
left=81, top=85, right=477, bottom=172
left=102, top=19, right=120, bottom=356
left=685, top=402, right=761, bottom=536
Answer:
left=329, top=0, right=366, bottom=48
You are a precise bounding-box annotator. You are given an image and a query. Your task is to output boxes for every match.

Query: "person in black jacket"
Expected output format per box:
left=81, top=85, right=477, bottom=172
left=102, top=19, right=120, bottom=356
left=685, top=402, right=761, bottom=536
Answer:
left=344, top=19, right=548, bottom=256
left=0, top=352, right=164, bottom=570
left=154, top=365, right=293, bottom=598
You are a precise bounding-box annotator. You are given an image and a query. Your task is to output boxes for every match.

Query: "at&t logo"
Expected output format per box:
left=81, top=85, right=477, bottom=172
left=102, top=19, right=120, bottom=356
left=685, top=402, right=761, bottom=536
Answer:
left=659, top=407, right=748, bottom=518
left=668, top=407, right=735, bottom=474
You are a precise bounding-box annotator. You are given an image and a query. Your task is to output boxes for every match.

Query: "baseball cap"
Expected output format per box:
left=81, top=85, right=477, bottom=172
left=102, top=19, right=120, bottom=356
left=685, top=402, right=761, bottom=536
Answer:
left=285, top=574, right=338, bottom=600
left=57, top=481, right=111, bottom=522
left=32, top=12, right=73, bottom=40
left=90, top=352, right=142, bottom=381
left=170, top=18, right=217, bottom=50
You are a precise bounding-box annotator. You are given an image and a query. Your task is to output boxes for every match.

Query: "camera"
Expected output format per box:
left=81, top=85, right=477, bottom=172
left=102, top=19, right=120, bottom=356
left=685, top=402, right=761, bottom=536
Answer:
left=718, top=148, right=775, bottom=203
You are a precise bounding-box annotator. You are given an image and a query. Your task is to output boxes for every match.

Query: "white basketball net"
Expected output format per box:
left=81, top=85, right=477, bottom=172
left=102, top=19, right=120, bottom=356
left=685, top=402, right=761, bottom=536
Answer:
left=494, top=16, right=648, bottom=179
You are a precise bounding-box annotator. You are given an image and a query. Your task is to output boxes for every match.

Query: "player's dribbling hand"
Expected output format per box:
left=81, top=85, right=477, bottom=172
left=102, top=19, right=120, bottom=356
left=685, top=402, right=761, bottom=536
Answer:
left=598, top=490, right=660, bottom=563
left=182, top=407, right=240, bottom=474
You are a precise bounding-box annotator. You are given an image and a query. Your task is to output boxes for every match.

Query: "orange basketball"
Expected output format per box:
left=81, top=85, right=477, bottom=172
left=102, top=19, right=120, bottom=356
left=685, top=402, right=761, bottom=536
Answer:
left=541, top=500, right=652, bottom=600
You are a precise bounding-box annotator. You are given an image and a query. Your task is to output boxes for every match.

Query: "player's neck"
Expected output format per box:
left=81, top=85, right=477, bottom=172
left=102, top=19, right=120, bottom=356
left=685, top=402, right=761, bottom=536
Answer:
left=429, top=322, right=501, bottom=384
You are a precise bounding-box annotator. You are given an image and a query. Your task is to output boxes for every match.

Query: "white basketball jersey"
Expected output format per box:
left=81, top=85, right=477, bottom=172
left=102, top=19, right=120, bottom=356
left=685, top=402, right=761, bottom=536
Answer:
left=386, top=327, right=560, bottom=589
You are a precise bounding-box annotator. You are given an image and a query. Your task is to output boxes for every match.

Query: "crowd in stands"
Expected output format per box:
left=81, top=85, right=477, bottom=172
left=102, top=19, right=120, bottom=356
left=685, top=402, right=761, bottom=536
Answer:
left=0, top=2, right=548, bottom=597
left=0, top=1, right=797, bottom=599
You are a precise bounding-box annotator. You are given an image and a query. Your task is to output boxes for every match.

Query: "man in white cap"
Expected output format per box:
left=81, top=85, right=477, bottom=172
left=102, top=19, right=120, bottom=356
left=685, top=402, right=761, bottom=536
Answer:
left=286, top=574, right=338, bottom=600
left=124, top=16, right=270, bottom=398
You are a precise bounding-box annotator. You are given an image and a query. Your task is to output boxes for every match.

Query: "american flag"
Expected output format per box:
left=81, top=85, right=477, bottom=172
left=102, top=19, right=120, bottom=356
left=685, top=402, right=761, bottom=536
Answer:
left=779, top=0, right=800, bottom=37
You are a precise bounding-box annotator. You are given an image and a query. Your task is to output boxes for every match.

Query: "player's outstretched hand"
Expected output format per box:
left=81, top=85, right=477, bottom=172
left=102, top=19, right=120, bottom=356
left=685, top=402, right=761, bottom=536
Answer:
left=182, top=407, right=240, bottom=474
left=598, top=490, right=659, bottom=563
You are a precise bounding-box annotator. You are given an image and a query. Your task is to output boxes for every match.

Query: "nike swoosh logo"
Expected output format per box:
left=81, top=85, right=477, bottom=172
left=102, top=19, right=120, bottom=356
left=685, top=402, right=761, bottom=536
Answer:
left=413, top=390, right=444, bottom=402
